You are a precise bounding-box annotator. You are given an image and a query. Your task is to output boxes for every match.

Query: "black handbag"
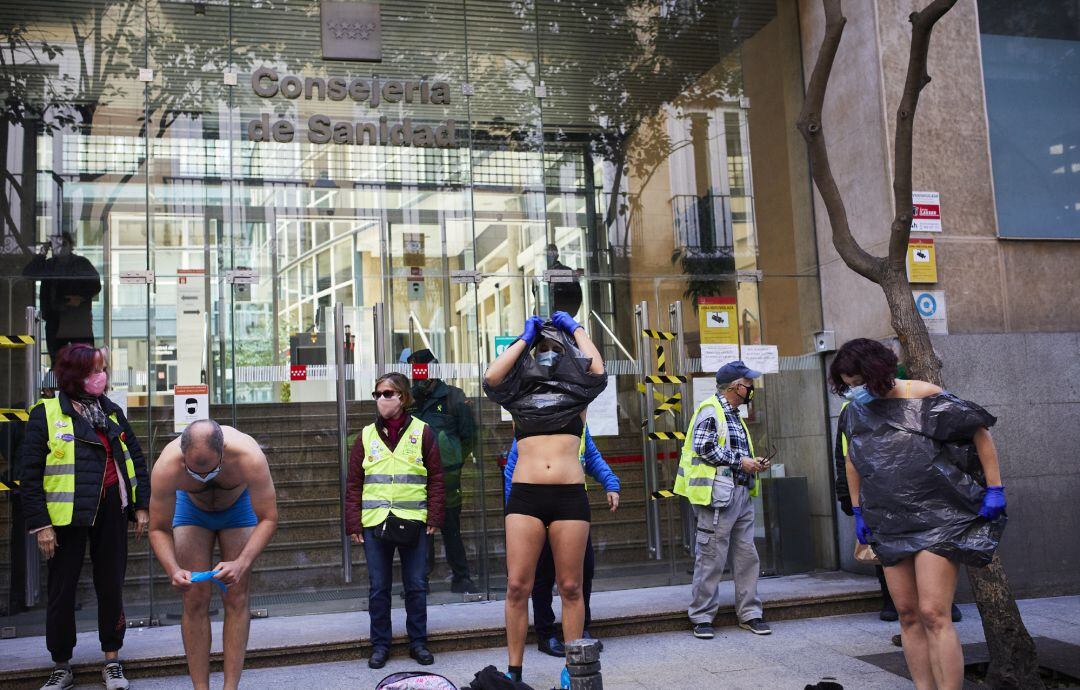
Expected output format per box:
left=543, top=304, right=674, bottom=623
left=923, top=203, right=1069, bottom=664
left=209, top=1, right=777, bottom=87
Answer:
left=374, top=513, right=424, bottom=547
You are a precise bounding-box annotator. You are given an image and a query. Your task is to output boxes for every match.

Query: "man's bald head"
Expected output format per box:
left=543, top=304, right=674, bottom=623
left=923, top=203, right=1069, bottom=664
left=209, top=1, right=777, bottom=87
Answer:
left=180, top=419, right=224, bottom=471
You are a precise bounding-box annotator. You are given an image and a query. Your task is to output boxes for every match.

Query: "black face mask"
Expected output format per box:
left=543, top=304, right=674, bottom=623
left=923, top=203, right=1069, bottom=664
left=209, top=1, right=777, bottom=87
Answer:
left=414, top=379, right=435, bottom=396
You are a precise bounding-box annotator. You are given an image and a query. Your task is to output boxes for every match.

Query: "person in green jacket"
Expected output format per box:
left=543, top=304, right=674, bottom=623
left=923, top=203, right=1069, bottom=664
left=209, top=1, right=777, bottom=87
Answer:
left=408, top=349, right=478, bottom=593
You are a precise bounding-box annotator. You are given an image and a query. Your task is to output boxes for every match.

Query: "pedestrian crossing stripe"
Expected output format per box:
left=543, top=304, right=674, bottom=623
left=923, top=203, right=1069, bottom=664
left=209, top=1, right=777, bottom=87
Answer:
left=0, top=335, right=34, bottom=348
left=0, top=409, right=29, bottom=422
left=647, top=431, right=685, bottom=441
left=651, top=489, right=677, bottom=500
left=644, top=375, right=687, bottom=384
left=0, top=479, right=19, bottom=491
left=641, top=329, right=676, bottom=341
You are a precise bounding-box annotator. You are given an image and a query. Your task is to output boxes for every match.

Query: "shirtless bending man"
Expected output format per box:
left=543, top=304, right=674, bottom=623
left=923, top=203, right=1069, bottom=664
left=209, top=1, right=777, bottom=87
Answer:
left=148, top=419, right=277, bottom=690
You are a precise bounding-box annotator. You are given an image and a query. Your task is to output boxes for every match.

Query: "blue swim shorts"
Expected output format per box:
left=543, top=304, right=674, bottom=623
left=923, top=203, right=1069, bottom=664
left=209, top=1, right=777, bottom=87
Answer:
left=173, top=488, right=258, bottom=531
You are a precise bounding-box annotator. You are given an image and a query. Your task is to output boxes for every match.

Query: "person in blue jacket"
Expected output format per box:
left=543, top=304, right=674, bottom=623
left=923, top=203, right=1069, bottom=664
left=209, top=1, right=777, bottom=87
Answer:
left=504, top=425, right=620, bottom=657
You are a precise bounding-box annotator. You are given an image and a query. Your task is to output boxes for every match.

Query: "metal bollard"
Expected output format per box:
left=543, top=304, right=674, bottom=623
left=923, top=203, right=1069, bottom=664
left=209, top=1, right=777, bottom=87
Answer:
left=564, top=638, right=603, bottom=690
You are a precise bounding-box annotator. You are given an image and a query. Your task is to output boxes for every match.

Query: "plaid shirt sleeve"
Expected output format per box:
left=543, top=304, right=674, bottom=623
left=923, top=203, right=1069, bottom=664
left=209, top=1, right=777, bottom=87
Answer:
left=692, top=414, right=739, bottom=467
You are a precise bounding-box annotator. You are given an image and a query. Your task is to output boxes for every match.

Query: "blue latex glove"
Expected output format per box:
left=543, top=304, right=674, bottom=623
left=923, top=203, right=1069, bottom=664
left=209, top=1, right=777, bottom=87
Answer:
left=560, top=666, right=570, bottom=689
left=518, top=315, right=544, bottom=347
left=191, top=569, right=228, bottom=593
left=551, top=310, right=582, bottom=336
left=978, top=485, right=1006, bottom=520
left=852, top=506, right=872, bottom=545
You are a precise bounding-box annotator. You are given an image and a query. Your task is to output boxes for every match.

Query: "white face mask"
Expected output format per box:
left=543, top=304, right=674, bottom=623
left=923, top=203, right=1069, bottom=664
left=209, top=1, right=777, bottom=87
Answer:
left=185, top=466, right=221, bottom=483
left=184, top=453, right=222, bottom=483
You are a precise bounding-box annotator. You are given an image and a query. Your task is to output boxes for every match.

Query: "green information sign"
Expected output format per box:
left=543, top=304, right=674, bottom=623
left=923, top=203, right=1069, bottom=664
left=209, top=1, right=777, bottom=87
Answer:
left=494, top=336, right=517, bottom=358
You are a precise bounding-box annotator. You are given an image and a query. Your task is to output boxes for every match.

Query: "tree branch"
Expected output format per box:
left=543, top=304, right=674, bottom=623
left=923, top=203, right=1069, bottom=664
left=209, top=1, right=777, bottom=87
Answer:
left=796, top=0, right=883, bottom=282
left=888, top=0, right=959, bottom=266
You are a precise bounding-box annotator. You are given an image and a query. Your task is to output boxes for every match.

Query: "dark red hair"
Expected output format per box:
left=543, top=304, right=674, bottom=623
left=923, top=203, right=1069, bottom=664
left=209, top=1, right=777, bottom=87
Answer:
left=828, top=338, right=898, bottom=398
left=54, top=344, right=104, bottom=398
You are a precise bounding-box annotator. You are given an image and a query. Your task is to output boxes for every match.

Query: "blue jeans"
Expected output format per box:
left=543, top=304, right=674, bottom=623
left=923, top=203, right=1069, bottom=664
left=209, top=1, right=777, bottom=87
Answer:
left=364, top=527, right=428, bottom=650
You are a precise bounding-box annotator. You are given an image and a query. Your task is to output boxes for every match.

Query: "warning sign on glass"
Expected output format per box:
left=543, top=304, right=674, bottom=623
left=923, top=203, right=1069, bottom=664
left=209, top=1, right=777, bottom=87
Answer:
left=911, top=191, right=941, bottom=232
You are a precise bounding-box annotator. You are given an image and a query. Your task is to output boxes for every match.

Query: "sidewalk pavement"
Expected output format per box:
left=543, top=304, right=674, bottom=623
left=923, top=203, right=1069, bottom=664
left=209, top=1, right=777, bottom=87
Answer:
left=61, top=595, right=1080, bottom=689
left=0, top=571, right=880, bottom=684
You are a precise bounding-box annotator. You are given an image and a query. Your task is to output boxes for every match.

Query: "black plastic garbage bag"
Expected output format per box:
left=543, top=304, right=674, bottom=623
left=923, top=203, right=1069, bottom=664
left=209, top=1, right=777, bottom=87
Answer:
left=482, top=323, right=607, bottom=435
left=840, top=392, right=1006, bottom=567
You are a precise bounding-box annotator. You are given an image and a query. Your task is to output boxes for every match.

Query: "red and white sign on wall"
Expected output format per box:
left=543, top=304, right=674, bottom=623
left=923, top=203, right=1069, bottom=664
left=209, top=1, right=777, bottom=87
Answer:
left=290, top=365, right=308, bottom=381
left=411, top=363, right=429, bottom=380
left=911, top=191, right=942, bottom=232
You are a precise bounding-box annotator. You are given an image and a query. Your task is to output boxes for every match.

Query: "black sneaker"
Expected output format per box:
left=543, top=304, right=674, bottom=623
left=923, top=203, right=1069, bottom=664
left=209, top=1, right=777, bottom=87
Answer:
left=739, top=618, right=772, bottom=635
left=409, top=645, right=435, bottom=665
left=692, top=623, right=715, bottom=639
left=537, top=635, right=565, bottom=657
left=368, top=647, right=389, bottom=669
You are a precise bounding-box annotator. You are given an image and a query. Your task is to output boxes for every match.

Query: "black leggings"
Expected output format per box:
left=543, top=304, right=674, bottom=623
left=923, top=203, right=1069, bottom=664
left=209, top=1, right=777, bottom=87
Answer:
left=504, top=483, right=591, bottom=525
left=46, top=484, right=128, bottom=662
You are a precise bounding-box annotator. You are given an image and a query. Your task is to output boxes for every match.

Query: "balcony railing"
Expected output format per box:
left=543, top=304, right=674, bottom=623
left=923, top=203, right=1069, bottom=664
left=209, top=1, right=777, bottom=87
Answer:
left=671, top=194, right=733, bottom=255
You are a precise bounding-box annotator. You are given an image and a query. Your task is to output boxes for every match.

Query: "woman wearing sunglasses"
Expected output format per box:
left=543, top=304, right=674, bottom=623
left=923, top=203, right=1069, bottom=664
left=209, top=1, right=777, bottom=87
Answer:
left=484, top=312, right=607, bottom=687
left=19, top=344, right=150, bottom=690
left=344, top=372, right=445, bottom=670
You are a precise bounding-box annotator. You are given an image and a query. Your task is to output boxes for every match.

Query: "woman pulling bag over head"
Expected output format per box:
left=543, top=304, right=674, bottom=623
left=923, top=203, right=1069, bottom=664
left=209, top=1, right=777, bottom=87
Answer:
left=831, top=338, right=1007, bottom=690
left=484, top=311, right=607, bottom=688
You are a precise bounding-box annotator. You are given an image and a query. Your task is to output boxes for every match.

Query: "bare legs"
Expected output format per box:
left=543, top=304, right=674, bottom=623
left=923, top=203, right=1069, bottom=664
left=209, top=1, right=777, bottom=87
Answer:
left=547, top=520, right=590, bottom=645
left=175, top=526, right=214, bottom=690
left=504, top=514, right=547, bottom=668
left=883, top=551, right=962, bottom=690
left=218, top=526, right=255, bottom=690
left=175, top=525, right=255, bottom=690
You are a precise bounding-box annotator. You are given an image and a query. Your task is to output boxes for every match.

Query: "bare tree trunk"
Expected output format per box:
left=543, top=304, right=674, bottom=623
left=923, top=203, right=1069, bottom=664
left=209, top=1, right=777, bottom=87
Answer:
left=797, top=2, right=1043, bottom=687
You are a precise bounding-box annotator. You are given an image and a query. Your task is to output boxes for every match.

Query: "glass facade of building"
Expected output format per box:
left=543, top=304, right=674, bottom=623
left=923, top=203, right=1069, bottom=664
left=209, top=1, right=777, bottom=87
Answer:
left=1, top=0, right=829, bottom=636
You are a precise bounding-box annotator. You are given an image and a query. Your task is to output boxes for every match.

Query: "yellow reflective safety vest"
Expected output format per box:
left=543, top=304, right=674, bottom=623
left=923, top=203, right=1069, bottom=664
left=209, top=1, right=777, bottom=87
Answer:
left=674, top=395, right=757, bottom=506
left=360, top=417, right=430, bottom=527
left=37, top=397, right=138, bottom=527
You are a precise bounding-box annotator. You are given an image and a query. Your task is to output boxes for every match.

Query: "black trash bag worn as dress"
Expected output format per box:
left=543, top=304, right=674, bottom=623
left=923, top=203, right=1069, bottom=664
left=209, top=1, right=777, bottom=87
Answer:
left=840, top=392, right=1006, bottom=567
left=482, top=323, right=607, bottom=435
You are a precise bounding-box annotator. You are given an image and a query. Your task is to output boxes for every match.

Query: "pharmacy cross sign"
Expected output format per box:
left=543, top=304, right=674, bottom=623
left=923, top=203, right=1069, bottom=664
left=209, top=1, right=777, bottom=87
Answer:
left=321, top=1, right=382, bottom=62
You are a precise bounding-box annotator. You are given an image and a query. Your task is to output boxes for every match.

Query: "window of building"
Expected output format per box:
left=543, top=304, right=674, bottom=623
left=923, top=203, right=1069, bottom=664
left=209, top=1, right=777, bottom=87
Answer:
left=978, top=0, right=1080, bottom=238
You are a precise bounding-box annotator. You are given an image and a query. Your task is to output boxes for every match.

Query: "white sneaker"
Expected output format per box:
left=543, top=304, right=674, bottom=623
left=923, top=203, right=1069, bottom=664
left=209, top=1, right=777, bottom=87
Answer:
left=102, top=661, right=130, bottom=690
left=40, top=667, right=73, bottom=689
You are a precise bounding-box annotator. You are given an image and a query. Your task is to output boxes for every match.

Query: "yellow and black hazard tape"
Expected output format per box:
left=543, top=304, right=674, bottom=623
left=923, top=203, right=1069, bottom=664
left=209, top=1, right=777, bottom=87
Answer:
left=0, top=479, right=20, bottom=492
left=0, top=334, right=34, bottom=348
left=647, top=431, right=685, bottom=441
left=651, top=489, right=678, bottom=500
left=656, top=345, right=666, bottom=373
left=635, top=385, right=682, bottom=417
left=644, top=375, right=687, bottom=384
left=0, top=408, right=30, bottom=422
left=641, top=329, right=676, bottom=341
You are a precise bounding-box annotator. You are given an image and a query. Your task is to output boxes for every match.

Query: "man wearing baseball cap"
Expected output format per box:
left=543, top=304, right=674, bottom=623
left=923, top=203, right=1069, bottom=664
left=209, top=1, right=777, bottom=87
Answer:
left=674, top=360, right=772, bottom=638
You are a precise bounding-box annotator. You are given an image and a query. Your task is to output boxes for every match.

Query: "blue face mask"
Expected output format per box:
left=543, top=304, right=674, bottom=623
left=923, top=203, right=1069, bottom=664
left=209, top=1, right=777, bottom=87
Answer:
left=844, top=384, right=876, bottom=405
left=536, top=350, right=559, bottom=367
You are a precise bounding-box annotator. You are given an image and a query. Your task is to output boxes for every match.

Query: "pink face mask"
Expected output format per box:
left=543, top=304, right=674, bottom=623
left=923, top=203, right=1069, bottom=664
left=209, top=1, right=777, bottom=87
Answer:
left=84, top=371, right=108, bottom=396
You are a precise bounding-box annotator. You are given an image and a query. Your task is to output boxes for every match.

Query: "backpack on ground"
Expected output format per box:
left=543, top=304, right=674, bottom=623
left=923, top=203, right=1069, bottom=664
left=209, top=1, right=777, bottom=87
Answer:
left=376, top=671, right=458, bottom=690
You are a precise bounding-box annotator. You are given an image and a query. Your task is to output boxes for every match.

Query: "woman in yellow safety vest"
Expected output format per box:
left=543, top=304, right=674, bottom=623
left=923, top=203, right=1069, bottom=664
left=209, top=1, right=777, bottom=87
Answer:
left=344, top=372, right=445, bottom=670
left=19, top=344, right=150, bottom=690
left=484, top=312, right=606, bottom=687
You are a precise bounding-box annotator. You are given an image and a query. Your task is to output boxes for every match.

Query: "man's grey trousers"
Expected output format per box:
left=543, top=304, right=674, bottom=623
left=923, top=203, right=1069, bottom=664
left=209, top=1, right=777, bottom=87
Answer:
left=688, top=486, right=763, bottom=624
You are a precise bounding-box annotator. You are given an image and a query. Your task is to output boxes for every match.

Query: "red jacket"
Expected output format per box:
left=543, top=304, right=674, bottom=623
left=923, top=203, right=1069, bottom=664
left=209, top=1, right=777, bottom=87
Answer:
left=345, top=414, right=445, bottom=534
